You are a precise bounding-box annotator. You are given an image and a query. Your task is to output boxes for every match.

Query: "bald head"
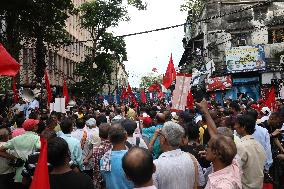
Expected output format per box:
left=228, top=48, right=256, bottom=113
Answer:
left=122, top=147, right=154, bottom=187
left=156, top=113, right=165, bottom=124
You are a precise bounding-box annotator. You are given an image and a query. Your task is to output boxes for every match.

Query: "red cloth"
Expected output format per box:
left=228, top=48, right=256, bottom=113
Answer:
left=0, top=43, right=20, bottom=76
left=140, top=89, right=147, bottom=103
left=265, top=87, right=276, bottom=111
left=30, top=138, right=50, bottom=189
left=162, top=53, right=176, bottom=89
left=120, top=87, right=128, bottom=100
left=12, top=77, right=19, bottom=103
left=63, top=79, right=69, bottom=106
left=157, top=91, right=164, bottom=99
left=44, top=71, right=53, bottom=106
left=186, top=91, right=194, bottom=110
left=148, top=83, right=161, bottom=92
left=262, top=183, right=273, bottom=189
left=127, top=83, right=138, bottom=107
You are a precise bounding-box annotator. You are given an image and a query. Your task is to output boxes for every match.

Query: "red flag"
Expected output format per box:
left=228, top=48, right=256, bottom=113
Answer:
left=63, top=79, right=69, bottom=106
left=12, top=77, right=19, bottom=103
left=152, top=67, right=158, bottom=72
left=148, top=83, right=161, bottom=92
left=30, top=138, right=50, bottom=189
left=44, top=71, right=52, bottom=106
left=0, top=43, right=20, bottom=76
left=127, top=83, right=134, bottom=96
left=121, top=87, right=128, bottom=100
left=140, top=89, right=147, bottom=103
left=265, top=87, right=276, bottom=111
left=162, top=53, right=176, bottom=89
left=187, top=91, right=194, bottom=110
left=157, top=91, right=164, bottom=99
left=127, top=83, right=138, bottom=107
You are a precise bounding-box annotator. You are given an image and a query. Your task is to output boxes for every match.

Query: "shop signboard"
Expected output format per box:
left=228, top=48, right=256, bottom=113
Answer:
left=226, top=45, right=265, bottom=73
left=205, top=75, right=232, bottom=92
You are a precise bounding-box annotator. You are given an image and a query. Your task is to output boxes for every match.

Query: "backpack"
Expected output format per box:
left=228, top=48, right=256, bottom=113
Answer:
left=125, top=137, right=140, bottom=149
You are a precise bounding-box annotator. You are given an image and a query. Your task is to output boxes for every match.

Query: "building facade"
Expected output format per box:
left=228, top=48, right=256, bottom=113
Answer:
left=19, top=0, right=92, bottom=86
left=179, top=0, right=284, bottom=102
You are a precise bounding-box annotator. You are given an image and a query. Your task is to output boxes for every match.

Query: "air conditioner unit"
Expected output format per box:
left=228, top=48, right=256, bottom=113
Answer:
left=237, top=39, right=247, bottom=46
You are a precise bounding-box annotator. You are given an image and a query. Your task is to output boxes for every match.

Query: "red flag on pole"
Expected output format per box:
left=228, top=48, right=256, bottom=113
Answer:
left=12, top=77, right=19, bottom=103
left=30, top=138, right=50, bottom=189
left=121, top=87, right=128, bottom=100
left=0, top=43, right=20, bottom=76
left=148, top=83, right=161, bottom=92
left=187, top=91, right=194, bottom=110
left=63, top=79, right=69, bottom=106
left=127, top=83, right=133, bottom=96
left=44, top=71, right=52, bottom=106
left=162, top=53, right=176, bottom=89
left=265, top=87, right=276, bottom=111
left=140, top=89, right=147, bottom=103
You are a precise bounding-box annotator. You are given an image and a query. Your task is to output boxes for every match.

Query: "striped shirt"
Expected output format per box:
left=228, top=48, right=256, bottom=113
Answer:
left=153, top=149, right=205, bottom=189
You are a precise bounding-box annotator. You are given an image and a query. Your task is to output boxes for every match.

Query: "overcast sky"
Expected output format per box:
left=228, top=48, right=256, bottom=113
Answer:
left=113, top=0, right=187, bottom=87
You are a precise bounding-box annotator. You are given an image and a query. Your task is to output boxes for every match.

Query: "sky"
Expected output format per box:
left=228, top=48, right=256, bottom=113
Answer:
left=113, top=0, right=187, bottom=87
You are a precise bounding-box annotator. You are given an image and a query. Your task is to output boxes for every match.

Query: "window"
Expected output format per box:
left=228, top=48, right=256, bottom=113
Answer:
left=268, top=28, right=284, bottom=44
left=231, top=33, right=250, bottom=47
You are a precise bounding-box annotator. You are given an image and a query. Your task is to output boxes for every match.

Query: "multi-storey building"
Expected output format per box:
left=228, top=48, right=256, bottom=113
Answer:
left=20, top=0, right=92, bottom=86
left=179, top=0, right=284, bottom=102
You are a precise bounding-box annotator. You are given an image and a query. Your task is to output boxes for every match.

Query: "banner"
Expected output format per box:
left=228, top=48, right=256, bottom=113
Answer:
left=171, top=73, right=192, bottom=112
left=205, top=75, right=232, bottom=92
left=226, top=45, right=265, bottom=73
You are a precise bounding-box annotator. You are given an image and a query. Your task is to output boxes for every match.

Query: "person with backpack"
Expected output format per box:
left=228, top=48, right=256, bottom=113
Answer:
left=121, top=119, right=148, bottom=149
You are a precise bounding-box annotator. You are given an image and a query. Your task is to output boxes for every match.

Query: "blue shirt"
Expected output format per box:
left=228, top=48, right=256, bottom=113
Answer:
left=252, top=125, right=273, bottom=171
left=142, top=125, right=163, bottom=159
left=100, top=150, right=133, bottom=189
left=60, top=134, right=83, bottom=170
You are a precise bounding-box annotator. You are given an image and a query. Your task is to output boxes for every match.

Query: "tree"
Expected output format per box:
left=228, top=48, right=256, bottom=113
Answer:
left=140, top=73, right=163, bottom=90
left=181, top=0, right=206, bottom=34
left=0, top=0, right=75, bottom=82
left=73, top=0, right=146, bottom=95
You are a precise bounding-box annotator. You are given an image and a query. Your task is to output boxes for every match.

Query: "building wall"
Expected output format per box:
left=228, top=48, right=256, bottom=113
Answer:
left=183, top=1, right=284, bottom=77
left=19, top=0, right=92, bottom=86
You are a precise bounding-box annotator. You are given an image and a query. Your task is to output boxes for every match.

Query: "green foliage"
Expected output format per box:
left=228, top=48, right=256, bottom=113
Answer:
left=0, top=0, right=75, bottom=82
left=140, top=74, right=162, bottom=89
left=181, top=0, right=205, bottom=23
left=72, top=54, right=113, bottom=97
left=73, top=0, right=146, bottom=95
left=0, top=77, right=12, bottom=94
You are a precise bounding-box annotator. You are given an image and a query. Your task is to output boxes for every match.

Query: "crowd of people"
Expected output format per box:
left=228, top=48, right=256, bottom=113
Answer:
left=0, top=94, right=284, bottom=189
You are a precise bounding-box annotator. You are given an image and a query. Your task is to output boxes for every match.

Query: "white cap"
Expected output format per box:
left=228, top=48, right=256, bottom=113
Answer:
left=86, top=118, right=96, bottom=126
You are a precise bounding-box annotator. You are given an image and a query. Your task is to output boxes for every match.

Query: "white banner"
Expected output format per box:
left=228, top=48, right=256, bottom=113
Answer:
left=171, top=74, right=192, bottom=111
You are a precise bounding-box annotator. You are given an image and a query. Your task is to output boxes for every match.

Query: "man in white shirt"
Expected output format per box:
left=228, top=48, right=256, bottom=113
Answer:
left=122, top=147, right=157, bottom=189
left=121, top=119, right=148, bottom=149
left=153, top=121, right=205, bottom=189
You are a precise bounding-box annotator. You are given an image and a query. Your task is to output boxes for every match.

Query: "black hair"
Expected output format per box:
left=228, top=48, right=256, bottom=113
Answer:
left=179, top=111, right=193, bottom=124
left=229, top=101, right=240, bottom=112
left=236, top=114, right=256, bottom=135
left=60, top=119, right=73, bottom=134
left=122, top=147, right=154, bottom=186
left=121, top=119, right=137, bottom=136
left=99, top=123, right=110, bottom=139
left=108, top=124, right=126, bottom=144
left=47, top=137, right=70, bottom=167
left=41, top=130, right=57, bottom=140
left=96, top=114, right=107, bottom=126
left=245, top=109, right=258, bottom=122
left=184, top=122, right=199, bottom=140
left=15, top=117, right=25, bottom=128
left=76, top=118, right=85, bottom=129
left=115, top=108, right=122, bottom=115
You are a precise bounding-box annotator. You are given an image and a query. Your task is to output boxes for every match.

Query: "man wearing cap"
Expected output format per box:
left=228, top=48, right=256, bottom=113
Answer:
left=0, top=119, right=40, bottom=186
left=260, top=107, right=271, bottom=123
